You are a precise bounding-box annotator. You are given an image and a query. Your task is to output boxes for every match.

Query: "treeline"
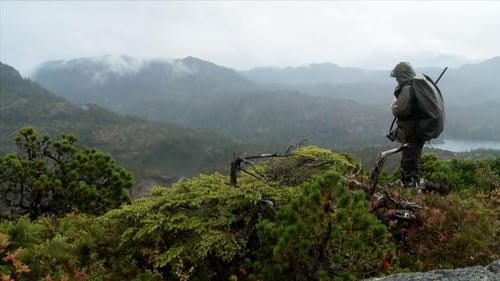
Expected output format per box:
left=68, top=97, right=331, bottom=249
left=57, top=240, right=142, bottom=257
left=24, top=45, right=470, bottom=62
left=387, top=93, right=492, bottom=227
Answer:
left=1, top=129, right=498, bottom=280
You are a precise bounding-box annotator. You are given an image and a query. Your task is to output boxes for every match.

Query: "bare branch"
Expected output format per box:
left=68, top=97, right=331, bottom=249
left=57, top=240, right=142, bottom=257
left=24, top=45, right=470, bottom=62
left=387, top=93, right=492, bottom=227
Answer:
left=368, top=144, right=408, bottom=199
left=284, top=139, right=307, bottom=155
left=230, top=142, right=306, bottom=186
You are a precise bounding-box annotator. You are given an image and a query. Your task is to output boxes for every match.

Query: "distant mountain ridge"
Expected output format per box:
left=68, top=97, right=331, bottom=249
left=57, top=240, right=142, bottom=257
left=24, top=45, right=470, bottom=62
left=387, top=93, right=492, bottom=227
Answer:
left=239, top=57, right=500, bottom=106
left=239, top=58, right=500, bottom=85
left=30, top=55, right=500, bottom=145
left=32, top=56, right=391, bottom=148
left=34, top=55, right=257, bottom=105
left=240, top=62, right=390, bottom=85
left=34, top=55, right=500, bottom=107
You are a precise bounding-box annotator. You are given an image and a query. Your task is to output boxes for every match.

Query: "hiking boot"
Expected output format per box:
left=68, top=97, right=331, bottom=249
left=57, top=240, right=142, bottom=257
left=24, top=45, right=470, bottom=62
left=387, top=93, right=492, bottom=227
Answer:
left=417, top=178, right=427, bottom=188
left=403, top=177, right=426, bottom=193
left=402, top=178, right=417, bottom=188
left=392, top=179, right=404, bottom=186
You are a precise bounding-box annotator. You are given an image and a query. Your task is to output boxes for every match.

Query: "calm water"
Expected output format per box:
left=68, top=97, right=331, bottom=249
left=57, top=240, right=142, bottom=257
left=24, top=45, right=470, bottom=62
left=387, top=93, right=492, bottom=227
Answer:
left=431, top=139, right=500, bottom=152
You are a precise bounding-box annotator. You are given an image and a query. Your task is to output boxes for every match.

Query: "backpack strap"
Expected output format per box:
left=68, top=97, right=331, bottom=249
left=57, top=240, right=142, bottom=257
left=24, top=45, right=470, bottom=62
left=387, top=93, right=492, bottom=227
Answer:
left=393, top=80, right=412, bottom=98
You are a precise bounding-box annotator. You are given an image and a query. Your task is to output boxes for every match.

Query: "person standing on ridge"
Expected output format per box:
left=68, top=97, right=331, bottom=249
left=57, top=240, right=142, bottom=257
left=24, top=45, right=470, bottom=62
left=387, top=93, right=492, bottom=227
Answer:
left=389, top=62, right=424, bottom=187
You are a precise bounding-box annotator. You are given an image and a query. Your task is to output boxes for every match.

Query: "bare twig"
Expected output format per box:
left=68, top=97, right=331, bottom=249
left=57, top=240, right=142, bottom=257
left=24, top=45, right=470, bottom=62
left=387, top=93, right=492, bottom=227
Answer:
left=284, top=139, right=307, bottom=155
left=230, top=141, right=305, bottom=186
left=383, top=188, right=422, bottom=210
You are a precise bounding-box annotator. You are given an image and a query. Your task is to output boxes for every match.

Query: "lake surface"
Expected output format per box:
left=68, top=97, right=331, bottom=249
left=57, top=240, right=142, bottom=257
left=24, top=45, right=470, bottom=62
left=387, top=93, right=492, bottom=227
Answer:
left=431, top=139, right=500, bottom=152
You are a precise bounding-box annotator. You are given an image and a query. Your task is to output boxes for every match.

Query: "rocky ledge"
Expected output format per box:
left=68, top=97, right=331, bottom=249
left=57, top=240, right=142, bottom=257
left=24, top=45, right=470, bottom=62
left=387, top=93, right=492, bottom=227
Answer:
left=367, top=260, right=500, bottom=281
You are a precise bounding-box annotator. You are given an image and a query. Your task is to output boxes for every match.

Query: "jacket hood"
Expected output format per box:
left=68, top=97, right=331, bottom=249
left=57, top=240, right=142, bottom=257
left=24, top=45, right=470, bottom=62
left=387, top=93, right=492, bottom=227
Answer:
left=390, top=62, right=416, bottom=82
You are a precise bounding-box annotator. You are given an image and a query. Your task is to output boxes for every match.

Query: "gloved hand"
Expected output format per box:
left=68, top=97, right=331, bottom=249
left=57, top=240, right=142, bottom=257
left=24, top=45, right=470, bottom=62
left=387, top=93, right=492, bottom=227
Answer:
left=390, top=96, right=397, bottom=109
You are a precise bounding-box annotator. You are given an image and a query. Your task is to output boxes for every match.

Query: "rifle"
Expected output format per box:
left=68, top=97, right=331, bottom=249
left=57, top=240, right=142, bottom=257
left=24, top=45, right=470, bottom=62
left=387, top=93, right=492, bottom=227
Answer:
left=435, top=66, right=448, bottom=84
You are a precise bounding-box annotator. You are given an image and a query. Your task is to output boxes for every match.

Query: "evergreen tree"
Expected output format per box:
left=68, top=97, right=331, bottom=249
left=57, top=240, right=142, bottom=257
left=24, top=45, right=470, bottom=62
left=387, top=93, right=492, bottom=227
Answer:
left=254, top=171, right=394, bottom=280
left=0, top=127, right=132, bottom=219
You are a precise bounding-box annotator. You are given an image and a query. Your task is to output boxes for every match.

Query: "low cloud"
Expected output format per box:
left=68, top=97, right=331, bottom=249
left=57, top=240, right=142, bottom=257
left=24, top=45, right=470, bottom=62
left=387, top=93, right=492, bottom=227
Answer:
left=1, top=1, right=499, bottom=76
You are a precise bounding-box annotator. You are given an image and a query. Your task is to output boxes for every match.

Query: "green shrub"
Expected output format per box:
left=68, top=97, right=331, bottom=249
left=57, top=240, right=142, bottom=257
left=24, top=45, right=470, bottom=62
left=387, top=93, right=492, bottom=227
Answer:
left=1, top=146, right=497, bottom=280
left=100, top=172, right=287, bottom=280
left=0, top=214, right=113, bottom=281
left=252, top=171, right=395, bottom=281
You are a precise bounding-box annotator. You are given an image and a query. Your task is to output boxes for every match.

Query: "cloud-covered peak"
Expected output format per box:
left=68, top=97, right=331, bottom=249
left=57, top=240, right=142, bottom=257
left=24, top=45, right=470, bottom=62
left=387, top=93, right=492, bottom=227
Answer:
left=39, top=55, right=145, bottom=76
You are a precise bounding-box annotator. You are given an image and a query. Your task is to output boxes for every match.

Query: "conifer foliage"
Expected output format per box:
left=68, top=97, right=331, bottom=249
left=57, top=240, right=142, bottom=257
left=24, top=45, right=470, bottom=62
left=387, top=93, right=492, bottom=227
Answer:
left=0, top=142, right=498, bottom=281
left=0, top=127, right=132, bottom=219
left=254, top=171, right=394, bottom=280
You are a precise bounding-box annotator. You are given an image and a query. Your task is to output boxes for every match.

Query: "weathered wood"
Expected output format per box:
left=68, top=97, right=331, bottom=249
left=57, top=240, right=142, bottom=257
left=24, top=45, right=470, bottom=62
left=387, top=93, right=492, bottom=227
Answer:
left=230, top=141, right=304, bottom=186
left=368, top=144, right=408, bottom=198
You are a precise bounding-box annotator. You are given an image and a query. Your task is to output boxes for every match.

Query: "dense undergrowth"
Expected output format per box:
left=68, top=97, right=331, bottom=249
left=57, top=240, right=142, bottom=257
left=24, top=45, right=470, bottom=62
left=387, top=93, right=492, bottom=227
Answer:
left=1, top=146, right=499, bottom=281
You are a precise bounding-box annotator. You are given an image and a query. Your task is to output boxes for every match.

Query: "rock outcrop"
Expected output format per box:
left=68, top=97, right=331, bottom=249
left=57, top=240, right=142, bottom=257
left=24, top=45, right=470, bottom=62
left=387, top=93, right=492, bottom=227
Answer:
left=367, top=260, right=500, bottom=281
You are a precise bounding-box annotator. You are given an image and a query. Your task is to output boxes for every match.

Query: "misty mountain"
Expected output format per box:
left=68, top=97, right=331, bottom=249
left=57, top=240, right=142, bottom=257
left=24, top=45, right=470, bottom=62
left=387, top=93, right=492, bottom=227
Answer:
left=0, top=62, right=257, bottom=195
left=32, top=56, right=392, bottom=149
left=33, top=55, right=258, bottom=106
left=31, top=55, right=500, bottom=146
left=440, top=56, right=500, bottom=104
left=239, top=58, right=500, bottom=107
left=238, top=64, right=394, bottom=106
left=240, top=63, right=390, bottom=85
left=237, top=58, right=500, bottom=140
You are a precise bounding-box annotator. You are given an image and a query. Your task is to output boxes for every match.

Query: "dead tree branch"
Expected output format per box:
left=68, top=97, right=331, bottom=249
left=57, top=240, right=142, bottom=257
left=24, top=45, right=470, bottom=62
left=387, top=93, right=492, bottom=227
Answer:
left=230, top=141, right=305, bottom=186
left=368, top=144, right=408, bottom=199
left=344, top=143, right=427, bottom=224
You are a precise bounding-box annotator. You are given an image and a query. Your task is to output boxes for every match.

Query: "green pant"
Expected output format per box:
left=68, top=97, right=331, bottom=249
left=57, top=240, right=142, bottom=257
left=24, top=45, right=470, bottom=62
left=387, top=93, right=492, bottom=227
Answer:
left=400, top=140, right=424, bottom=186
left=396, top=120, right=424, bottom=186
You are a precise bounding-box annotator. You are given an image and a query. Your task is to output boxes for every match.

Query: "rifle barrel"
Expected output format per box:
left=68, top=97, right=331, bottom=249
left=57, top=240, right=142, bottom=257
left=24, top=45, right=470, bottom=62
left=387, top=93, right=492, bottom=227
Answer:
left=435, top=66, right=448, bottom=84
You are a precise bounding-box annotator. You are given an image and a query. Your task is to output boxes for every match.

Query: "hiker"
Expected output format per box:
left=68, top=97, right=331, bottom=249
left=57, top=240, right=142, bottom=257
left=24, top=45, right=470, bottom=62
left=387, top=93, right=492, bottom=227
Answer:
left=389, top=62, right=424, bottom=187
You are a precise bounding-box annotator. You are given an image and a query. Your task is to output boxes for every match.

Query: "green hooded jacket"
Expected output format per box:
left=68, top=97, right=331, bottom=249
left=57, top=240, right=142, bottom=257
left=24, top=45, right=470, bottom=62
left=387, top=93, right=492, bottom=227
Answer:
left=390, top=62, right=417, bottom=142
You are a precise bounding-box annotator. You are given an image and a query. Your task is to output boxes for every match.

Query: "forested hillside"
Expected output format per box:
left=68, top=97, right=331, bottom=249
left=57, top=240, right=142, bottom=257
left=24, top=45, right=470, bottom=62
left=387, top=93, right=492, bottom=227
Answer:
left=32, top=56, right=258, bottom=105
left=2, top=1, right=499, bottom=280
left=240, top=57, right=500, bottom=142
left=32, top=56, right=500, bottom=144
left=0, top=62, right=263, bottom=195
left=1, top=59, right=499, bottom=281
left=32, top=56, right=391, bottom=149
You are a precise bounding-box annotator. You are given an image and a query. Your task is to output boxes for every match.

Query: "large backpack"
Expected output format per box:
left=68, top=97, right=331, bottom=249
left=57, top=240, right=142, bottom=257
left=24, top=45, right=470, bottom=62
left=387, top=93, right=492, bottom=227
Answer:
left=411, top=74, right=445, bottom=141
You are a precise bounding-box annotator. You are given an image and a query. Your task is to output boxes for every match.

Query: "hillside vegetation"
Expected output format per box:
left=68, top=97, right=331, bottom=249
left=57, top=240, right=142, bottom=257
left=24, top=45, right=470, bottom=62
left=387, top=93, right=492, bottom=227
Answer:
left=1, top=144, right=498, bottom=281
left=1, top=58, right=499, bottom=280
left=0, top=62, right=267, bottom=195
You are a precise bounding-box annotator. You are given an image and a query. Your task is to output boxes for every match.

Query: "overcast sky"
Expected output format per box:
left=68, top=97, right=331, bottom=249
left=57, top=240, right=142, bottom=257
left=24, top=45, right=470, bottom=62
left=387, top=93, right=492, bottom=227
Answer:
left=1, top=1, right=499, bottom=76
